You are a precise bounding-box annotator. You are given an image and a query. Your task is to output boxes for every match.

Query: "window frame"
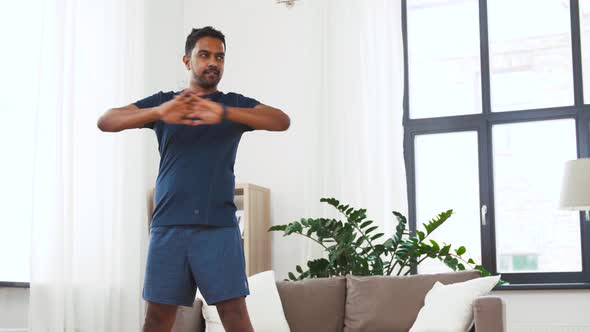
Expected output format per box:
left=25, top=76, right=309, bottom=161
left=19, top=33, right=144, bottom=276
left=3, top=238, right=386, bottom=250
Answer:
left=0, top=281, right=29, bottom=288
left=402, top=0, right=590, bottom=289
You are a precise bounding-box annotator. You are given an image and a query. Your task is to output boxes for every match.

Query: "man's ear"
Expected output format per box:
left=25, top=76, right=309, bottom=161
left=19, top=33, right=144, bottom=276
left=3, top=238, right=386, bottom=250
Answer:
left=182, top=55, right=190, bottom=70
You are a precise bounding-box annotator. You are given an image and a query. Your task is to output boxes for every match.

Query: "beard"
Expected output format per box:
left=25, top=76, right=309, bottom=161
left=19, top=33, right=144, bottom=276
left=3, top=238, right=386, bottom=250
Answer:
left=195, top=68, right=221, bottom=89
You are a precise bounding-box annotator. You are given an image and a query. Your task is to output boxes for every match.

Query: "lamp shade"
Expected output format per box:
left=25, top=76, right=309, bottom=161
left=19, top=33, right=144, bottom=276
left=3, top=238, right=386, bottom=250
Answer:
left=559, top=158, right=590, bottom=210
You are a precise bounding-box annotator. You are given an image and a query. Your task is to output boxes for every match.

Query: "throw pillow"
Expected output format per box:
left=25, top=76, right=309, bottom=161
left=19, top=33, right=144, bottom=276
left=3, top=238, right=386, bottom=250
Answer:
left=409, top=275, right=501, bottom=332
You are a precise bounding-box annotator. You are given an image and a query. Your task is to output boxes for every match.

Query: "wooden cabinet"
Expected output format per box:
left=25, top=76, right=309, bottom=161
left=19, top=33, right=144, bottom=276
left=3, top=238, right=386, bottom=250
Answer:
left=234, top=183, right=272, bottom=276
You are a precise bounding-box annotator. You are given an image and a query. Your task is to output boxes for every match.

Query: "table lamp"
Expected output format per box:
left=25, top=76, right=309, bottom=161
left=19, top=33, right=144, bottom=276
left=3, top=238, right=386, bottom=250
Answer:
left=559, top=158, right=590, bottom=221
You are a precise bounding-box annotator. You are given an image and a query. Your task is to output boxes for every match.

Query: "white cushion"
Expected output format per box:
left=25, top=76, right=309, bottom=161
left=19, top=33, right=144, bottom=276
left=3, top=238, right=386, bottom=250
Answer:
left=409, top=275, right=501, bottom=332
left=199, top=270, right=290, bottom=332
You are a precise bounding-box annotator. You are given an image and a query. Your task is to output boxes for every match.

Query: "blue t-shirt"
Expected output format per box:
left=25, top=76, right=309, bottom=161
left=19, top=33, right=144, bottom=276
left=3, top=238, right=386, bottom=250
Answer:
left=134, top=90, right=260, bottom=227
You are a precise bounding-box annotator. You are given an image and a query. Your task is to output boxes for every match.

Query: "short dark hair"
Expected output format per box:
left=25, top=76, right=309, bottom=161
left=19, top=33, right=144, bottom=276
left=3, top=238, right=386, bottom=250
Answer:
left=184, top=26, right=226, bottom=56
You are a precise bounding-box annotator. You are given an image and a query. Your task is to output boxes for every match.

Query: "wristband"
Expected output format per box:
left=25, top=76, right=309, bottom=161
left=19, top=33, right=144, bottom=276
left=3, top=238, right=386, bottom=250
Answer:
left=221, top=104, right=229, bottom=120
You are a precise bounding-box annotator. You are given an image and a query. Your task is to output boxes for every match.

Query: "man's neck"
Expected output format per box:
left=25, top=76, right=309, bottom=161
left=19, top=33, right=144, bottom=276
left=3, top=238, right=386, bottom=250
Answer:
left=188, top=82, right=218, bottom=96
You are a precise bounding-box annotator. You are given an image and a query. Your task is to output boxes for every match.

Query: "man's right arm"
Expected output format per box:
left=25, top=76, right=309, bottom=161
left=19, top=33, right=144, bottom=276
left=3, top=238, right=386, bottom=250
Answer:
left=97, top=104, right=161, bottom=132
left=98, top=90, right=203, bottom=132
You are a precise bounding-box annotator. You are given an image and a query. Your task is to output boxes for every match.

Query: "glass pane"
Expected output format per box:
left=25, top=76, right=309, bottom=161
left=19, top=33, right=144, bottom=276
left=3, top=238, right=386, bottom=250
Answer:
left=493, top=120, right=581, bottom=273
left=580, top=0, right=590, bottom=102
left=407, top=0, right=482, bottom=119
left=415, top=132, right=481, bottom=274
left=488, top=0, right=574, bottom=111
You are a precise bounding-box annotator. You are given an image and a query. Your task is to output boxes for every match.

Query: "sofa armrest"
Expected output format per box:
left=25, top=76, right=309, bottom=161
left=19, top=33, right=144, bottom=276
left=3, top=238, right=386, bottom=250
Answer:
left=170, top=299, right=206, bottom=332
left=473, top=296, right=505, bottom=332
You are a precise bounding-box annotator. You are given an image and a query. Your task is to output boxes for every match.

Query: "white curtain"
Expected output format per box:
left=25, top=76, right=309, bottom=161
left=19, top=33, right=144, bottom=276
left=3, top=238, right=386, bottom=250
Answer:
left=26, top=0, right=151, bottom=331
left=315, top=0, right=407, bottom=250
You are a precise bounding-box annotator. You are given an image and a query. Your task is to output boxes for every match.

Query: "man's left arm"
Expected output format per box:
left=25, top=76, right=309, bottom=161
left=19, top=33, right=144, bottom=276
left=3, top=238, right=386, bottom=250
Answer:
left=225, top=104, right=290, bottom=131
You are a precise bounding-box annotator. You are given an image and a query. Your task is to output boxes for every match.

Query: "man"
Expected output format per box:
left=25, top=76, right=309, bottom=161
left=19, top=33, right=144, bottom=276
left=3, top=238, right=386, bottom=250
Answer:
left=97, top=26, right=290, bottom=332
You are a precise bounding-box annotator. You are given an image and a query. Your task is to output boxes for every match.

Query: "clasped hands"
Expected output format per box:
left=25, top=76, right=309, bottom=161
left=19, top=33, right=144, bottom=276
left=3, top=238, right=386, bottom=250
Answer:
left=156, top=90, right=224, bottom=126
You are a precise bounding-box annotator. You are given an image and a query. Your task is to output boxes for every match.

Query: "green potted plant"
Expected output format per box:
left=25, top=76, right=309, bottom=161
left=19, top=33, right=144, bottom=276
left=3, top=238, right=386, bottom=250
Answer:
left=270, top=198, right=503, bottom=283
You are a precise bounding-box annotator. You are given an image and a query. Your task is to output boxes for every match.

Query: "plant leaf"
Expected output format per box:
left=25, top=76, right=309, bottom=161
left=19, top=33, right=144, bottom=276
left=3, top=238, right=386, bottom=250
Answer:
left=383, top=238, right=394, bottom=248
left=285, top=221, right=303, bottom=235
left=360, top=220, right=374, bottom=228
left=371, top=233, right=384, bottom=241
left=417, top=230, right=425, bottom=241
left=423, top=210, right=453, bottom=235
left=355, top=236, right=365, bottom=246
left=365, top=226, right=379, bottom=234
left=268, top=225, right=287, bottom=232
left=455, top=246, right=466, bottom=256
left=429, top=239, right=440, bottom=251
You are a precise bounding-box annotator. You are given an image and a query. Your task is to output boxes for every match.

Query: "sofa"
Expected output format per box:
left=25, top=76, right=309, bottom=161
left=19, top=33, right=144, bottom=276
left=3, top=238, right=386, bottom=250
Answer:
left=170, top=270, right=505, bottom=332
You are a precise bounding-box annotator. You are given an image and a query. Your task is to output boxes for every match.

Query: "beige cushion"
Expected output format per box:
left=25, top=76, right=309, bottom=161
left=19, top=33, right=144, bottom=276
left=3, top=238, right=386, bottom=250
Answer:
left=410, top=276, right=500, bottom=332
left=344, top=270, right=481, bottom=332
left=276, top=277, right=346, bottom=332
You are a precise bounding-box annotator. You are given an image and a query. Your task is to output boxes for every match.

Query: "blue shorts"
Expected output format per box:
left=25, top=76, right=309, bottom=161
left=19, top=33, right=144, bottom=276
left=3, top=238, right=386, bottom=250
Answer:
left=143, top=225, right=249, bottom=307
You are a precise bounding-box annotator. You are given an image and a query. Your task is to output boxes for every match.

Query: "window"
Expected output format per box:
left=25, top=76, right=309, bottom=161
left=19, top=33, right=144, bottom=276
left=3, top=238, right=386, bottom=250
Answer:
left=415, top=131, right=482, bottom=274
left=579, top=0, right=590, bottom=100
left=488, top=0, right=574, bottom=111
left=492, top=120, right=581, bottom=274
left=403, top=0, right=590, bottom=287
left=407, top=0, right=482, bottom=119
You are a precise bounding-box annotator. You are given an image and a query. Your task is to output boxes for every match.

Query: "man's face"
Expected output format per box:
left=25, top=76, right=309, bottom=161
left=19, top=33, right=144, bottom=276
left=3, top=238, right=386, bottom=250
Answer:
left=184, top=36, right=225, bottom=89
